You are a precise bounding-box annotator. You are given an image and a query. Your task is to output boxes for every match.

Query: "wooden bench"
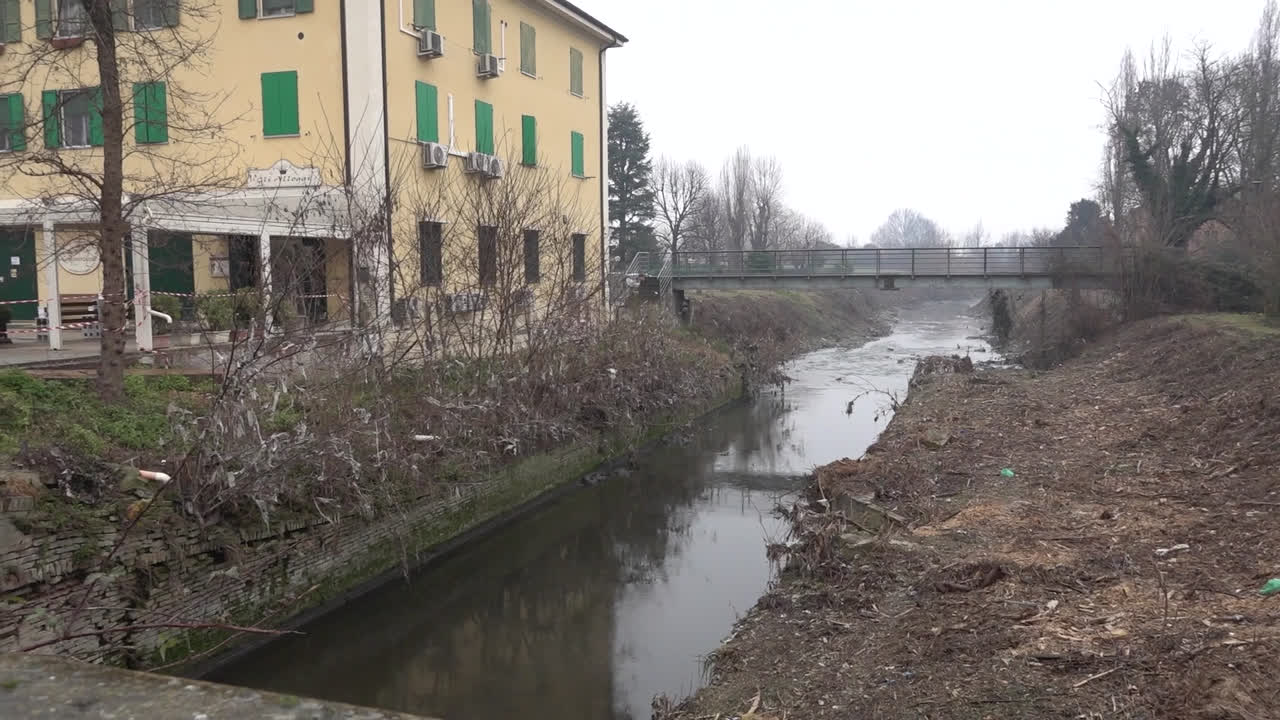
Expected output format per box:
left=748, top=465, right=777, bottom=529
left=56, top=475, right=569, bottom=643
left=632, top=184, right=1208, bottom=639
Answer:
left=58, top=295, right=100, bottom=337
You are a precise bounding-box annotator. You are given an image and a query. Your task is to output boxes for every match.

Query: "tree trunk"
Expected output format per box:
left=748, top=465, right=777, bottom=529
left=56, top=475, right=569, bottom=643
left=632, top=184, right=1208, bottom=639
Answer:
left=87, top=0, right=127, bottom=402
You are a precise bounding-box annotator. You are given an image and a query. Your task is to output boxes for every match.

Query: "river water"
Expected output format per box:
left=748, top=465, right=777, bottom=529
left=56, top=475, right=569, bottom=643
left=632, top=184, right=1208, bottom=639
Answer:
left=210, top=300, right=991, bottom=720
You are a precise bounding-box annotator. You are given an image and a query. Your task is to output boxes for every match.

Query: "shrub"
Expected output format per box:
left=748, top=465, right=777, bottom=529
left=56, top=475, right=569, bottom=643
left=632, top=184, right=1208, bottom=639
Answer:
left=196, top=293, right=234, bottom=331
left=151, top=295, right=183, bottom=335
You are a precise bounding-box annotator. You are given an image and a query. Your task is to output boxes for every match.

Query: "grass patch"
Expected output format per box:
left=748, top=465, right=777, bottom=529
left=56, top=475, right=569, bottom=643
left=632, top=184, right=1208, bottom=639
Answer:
left=1182, top=312, right=1280, bottom=337
left=0, top=371, right=210, bottom=463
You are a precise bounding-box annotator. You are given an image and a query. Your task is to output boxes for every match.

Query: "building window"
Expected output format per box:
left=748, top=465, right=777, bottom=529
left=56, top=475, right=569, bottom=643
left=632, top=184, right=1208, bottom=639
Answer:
left=471, top=0, right=490, bottom=54
left=416, top=81, right=438, bottom=143
left=571, top=233, right=586, bottom=282
left=478, top=225, right=497, bottom=286
left=0, top=94, right=24, bottom=153
left=523, top=230, right=540, bottom=283
left=419, top=221, right=443, bottom=286
left=519, top=22, right=536, bottom=76
left=133, top=82, right=168, bottom=144
left=570, top=131, right=584, bottom=178
left=56, top=0, right=88, bottom=37
left=413, top=0, right=435, bottom=30
left=569, top=47, right=583, bottom=97
left=521, top=114, right=536, bottom=166
left=42, top=89, right=100, bottom=149
left=475, top=100, right=493, bottom=155
left=239, top=0, right=313, bottom=20
left=261, top=71, right=299, bottom=137
left=133, top=0, right=179, bottom=29
left=2, top=1, right=21, bottom=43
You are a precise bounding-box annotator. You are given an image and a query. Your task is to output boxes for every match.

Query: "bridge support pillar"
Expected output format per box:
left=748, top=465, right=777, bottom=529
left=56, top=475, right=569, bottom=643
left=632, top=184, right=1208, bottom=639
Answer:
left=673, top=289, right=691, bottom=325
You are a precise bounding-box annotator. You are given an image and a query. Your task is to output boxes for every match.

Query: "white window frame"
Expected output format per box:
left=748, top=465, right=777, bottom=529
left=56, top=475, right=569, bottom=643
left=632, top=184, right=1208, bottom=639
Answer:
left=55, top=0, right=89, bottom=38
left=59, top=90, right=92, bottom=149
left=259, top=0, right=297, bottom=19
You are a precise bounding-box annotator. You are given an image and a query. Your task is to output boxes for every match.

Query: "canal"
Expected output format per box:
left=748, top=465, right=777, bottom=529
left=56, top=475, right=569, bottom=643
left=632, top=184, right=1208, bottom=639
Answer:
left=209, top=300, right=991, bottom=720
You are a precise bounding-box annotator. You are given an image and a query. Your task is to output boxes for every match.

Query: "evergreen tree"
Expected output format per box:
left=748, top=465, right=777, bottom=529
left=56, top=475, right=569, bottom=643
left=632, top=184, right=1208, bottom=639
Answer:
left=608, top=103, right=657, bottom=266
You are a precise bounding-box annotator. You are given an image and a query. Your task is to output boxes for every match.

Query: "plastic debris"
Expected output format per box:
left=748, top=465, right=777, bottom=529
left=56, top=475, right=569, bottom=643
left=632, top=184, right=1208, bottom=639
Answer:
left=999, top=468, right=1016, bottom=478
left=1154, top=543, right=1190, bottom=557
left=1260, top=579, right=1280, bottom=596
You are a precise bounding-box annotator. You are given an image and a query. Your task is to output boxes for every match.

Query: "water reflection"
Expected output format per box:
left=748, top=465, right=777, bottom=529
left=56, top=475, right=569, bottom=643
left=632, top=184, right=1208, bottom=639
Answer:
left=209, top=301, right=990, bottom=720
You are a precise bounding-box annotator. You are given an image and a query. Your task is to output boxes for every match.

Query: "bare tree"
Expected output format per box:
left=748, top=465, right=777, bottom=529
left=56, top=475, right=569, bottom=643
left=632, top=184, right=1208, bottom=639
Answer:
left=652, top=157, right=708, bottom=254
left=1114, top=42, right=1240, bottom=248
left=0, top=0, right=238, bottom=401
left=868, top=209, right=952, bottom=248
left=719, top=146, right=752, bottom=252
left=748, top=155, right=783, bottom=251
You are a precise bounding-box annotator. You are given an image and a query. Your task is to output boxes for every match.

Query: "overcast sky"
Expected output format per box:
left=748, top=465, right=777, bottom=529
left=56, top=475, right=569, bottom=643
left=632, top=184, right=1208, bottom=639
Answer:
left=591, top=0, right=1266, bottom=244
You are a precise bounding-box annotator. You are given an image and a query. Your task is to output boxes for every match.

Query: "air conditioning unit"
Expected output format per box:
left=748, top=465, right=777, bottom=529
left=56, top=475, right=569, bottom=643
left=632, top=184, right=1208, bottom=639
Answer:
left=477, top=53, right=501, bottom=78
left=466, top=152, right=502, bottom=179
left=446, top=292, right=488, bottom=314
left=417, top=30, right=444, bottom=58
left=421, top=142, right=448, bottom=169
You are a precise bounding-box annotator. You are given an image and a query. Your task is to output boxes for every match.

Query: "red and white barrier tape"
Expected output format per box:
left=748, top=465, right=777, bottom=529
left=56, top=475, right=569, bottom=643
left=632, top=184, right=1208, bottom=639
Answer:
left=0, top=298, right=40, bottom=306
left=2, top=321, right=101, bottom=334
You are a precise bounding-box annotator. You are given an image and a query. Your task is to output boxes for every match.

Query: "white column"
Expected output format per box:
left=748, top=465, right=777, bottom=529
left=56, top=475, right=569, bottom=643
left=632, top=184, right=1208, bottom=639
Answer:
left=259, top=230, right=274, bottom=333
left=130, top=226, right=153, bottom=352
left=41, top=220, right=62, bottom=351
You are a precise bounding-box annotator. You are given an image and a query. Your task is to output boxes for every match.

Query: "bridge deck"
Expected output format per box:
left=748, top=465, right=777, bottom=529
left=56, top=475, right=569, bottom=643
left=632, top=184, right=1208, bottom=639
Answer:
left=632, top=247, right=1114, bottom=291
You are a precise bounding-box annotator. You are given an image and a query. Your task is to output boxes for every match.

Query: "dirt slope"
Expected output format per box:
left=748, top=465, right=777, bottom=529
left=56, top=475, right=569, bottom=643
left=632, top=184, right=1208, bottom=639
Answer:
left=669, top=314, right=1280, bottom=720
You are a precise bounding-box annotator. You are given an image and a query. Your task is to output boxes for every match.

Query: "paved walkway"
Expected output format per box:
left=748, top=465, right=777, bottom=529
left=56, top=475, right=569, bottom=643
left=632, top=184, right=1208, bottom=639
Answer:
left=0, top=336, right=124, bottom=368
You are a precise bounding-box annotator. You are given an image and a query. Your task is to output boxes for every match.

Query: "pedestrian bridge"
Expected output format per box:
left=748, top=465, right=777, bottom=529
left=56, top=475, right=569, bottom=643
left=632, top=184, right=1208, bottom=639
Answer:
left=625, top=246, right=1112, bottom=292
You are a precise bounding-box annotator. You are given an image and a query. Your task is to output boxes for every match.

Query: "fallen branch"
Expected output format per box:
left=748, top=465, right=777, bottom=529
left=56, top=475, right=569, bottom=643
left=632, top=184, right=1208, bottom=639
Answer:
left=1072, top=667, right=1119, bottom=688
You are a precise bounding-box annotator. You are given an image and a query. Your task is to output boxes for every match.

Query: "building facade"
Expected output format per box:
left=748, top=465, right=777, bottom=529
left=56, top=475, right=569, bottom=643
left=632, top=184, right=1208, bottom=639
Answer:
left=0, top=0, right=624, bottom=351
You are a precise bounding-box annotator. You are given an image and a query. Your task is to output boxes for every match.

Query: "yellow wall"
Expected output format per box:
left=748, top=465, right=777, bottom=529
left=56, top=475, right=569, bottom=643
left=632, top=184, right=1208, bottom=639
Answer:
left=2, top=3, right=347, bottom=305
left=193, top=235, right=230, bottom=295
left=383, top=0, right=606, bottom=302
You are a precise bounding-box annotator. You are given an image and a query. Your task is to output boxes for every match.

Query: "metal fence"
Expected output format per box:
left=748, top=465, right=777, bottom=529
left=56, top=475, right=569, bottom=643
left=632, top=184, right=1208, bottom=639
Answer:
left=667, top=246, right=1109, bottom=279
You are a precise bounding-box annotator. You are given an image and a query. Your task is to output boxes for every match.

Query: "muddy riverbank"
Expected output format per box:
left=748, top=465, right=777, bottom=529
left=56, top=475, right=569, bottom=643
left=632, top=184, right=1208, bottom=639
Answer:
left=670, top=314, right=1280, bottom=720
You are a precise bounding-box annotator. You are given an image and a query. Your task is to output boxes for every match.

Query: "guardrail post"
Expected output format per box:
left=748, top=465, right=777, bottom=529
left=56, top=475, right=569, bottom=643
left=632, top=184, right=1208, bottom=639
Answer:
left=875, top=248, right=881, bottom=277
left=983, top=247, right=988, bottom=277
left=911, top=248, right=916, bottom=278
left=1019, top=247, right=1025, bottom=276
left=946, top=248, right=951, bottom=277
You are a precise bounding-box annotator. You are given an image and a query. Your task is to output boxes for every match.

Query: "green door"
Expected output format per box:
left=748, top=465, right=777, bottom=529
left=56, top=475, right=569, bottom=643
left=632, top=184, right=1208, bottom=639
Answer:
left=127, top=232, right=195, bottom=316
left=0, top=228, right=39, bottom=321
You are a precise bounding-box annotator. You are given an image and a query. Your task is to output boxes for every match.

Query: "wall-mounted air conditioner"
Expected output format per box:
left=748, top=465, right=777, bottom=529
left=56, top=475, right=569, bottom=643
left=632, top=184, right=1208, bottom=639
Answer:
left=422, top=142, right=448, bottom=169
left=417, top=30, right=444, bottom=58
left=477, top=53, right=500, bottom=78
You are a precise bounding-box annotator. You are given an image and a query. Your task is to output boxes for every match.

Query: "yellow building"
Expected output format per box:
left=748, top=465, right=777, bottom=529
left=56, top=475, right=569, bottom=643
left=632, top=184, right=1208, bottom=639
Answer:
left=0, top=0, right=624, bottom=351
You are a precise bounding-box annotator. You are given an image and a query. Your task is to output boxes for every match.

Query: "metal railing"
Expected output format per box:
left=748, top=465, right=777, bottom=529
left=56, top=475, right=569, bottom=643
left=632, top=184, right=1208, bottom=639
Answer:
left=665, top=246, right=1110, bottom=279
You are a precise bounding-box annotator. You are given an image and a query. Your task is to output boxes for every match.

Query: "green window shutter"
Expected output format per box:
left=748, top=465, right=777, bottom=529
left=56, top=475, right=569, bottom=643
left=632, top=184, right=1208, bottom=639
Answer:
left=134, top=82, right=167, bottom=144
left=521, top=115, right=536, bottom=166
left=295, top=0, right=313, bottom=13
left=472, top=0, right=490, bottom=54
left=161, top=0, right=179, bottom=27
left=571, top=131, right=584, bottom=177
left=88, top=87, right=104, bottom=147
left=7, top=94, right=25, bottom=151
left=35, top=0, right=51, bottom=39
left=238, top=0, right=257, bottom=19
left=520, top=22, right=535, bottom=75
left=261, top=71, right=299, bottom=136
left=111, top=0, right=128, bottom=31
left=415, top=81, right=437, bottom=143
left=41, top=90, right=58, bottom=148
left=413, top=0, right=434, bottom=30
left=570, top=48, right=583, bottom=96
left=475, top=100, right=493, bottom=155
left=3, top=0, right=21, bottom=43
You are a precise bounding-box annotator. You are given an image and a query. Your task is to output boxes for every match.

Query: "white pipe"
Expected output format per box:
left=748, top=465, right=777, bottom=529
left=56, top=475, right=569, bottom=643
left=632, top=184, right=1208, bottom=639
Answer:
left=148, top=308, right=172, bottom=324
left=397, top=0, right=418, bottom=37
left=138, top=470, right=171, bottom=482
left=500, top=21, right=506, bottom=70
left=447, top=93, right=456, bottom=152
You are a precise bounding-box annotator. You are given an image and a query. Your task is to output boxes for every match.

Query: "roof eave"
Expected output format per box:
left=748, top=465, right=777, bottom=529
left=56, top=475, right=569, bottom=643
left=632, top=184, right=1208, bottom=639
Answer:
left=537, top=0, right=627, bottom=46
